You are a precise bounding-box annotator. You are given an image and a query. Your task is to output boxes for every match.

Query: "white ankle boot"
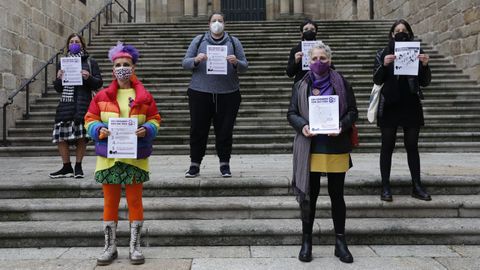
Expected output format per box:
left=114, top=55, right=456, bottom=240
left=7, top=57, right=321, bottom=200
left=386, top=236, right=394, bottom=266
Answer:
left=97, top=221, right=118, bottom=266
left=129, top=220, right=145, bottom=265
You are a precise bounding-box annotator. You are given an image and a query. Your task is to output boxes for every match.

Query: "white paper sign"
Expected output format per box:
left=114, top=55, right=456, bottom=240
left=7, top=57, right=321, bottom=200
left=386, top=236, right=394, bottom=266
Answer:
left=308, top=95, right=340, bottom=134
left=394, top=41, right=420, bottom=76
left=107, top=118, right=138, bottom=159
left=206, top=45, right=228, bottom=75
left=60, top=57, right=83, bottom=86
left=301, top=41, right=319, bottom=71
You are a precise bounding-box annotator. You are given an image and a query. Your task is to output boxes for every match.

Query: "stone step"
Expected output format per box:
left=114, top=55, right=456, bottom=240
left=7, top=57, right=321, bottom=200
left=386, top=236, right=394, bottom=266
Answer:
left=6, top=132, right=480, bottom=147
left=1, top=195, right=478, bottom=222
left=3, top=141, right=480, bottom=156
left=1, top=218, right=479, bottom=247
left=36, top=89, right=480, bottom=103
left=27, top=99, right=480, bottom=113
left=1, top=168, right=479, bottom=198
left=84, top=70, right=471, bottom=81
left=22, top=106, right=480, bottom=119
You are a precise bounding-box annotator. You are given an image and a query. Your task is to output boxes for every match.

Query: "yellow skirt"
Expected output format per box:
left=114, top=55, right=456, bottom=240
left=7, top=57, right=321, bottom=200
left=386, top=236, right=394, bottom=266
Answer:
left=310, top=153, right=351, bottom=173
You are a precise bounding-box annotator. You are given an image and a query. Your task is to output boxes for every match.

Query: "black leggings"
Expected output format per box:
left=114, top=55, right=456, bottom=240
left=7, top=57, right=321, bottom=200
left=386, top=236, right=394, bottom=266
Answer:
left=308, top=172, right=346, bottom=235
left=380, top=127, right=421, bottom=185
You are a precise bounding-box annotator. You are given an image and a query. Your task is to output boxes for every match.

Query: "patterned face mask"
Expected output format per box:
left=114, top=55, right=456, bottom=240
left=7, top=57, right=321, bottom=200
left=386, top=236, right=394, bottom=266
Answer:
left=114, top=66, right=133, bottom=81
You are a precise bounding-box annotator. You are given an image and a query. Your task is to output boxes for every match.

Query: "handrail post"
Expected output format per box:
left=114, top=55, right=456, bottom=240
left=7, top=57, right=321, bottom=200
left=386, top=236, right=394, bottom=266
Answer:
left=88, top=21, right=92, bottom=45
left=128, top=0, right=132, bottom=22
left=2, top=102, right=10, bottom=146
left=44, top=64, right=48, bottom=97
left=134, top=0, right=136, bottom=22
left=97, top=12, right=101, bottom=34
left=24, top=84, right=30, bottom=119
left=369, top=0, right=374, bottom=19
left=110, top=4, right=113, bottom=23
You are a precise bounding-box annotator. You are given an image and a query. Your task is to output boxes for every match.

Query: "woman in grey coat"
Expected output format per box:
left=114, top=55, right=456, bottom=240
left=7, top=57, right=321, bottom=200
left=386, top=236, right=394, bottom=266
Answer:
left=287, top=42, right=357, bottom=263
left=182, top=12, right=248, bottom=178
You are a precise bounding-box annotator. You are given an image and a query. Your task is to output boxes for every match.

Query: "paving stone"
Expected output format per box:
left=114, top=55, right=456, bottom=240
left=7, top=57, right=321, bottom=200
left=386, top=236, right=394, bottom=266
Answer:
left=449, top=245, right=480, bottom=257
left=0, top=259, right=96, bottom=270
left=0, top=247, right=68, bottom=260
left=370, top=245, right=460, bottom=257
left=95, top=259, right=191, bottom=270
left=434, top=257, right=480, bottom=270
left=190, top=257, right=448, bottom=270
left=250, top=245, right=377, bottom=258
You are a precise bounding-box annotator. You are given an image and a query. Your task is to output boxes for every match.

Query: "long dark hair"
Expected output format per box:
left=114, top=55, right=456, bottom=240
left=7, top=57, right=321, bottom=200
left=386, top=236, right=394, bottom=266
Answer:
left=300, top=19, right=318, bottom=32
left=65, top=33, right=87, bottom=54
left=388, top=19, right=414, bottom=41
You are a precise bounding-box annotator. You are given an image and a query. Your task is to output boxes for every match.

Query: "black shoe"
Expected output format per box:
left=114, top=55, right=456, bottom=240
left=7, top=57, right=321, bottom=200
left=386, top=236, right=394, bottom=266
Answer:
left=185, top=166, right=200, bottom=178
left=49, top=165, right=74, bottom=179
left=220, top=165, right=231, bottom=178
left=412, top=183, right=431, bottom=201
left=74, top=163, right=84, bottom=178
left=334, top=234, right=353, bottom=263
left=380, top=188, right=393, bottom=202
left=298, top=233, right=312, bottom=262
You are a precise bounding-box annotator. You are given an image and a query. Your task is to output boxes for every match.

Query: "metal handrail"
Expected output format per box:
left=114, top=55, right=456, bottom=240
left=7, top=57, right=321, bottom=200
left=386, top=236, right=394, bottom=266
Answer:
left=1, top=0, right=136, bottom=146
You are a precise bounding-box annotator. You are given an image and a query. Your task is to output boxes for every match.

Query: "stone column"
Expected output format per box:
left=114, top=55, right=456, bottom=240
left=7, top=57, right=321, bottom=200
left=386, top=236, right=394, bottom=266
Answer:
left=280, top=0, right=290, bottom=15
left=212, top=0, right=221, bottom=12
left=198, top=0, right=208, bottom=17
left=184, top=0, right=194, bottom=16
left=293, top=0, right=303, bottom=15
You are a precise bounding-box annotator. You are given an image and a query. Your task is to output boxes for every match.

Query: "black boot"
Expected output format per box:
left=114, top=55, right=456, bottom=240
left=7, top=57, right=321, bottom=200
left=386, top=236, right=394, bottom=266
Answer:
left=334, top=234, right=353, bottom=263
left=411, top=178, right=431, bottom=201
left=298, top=233, right=312, bottom=262
left=380, top=179, right=393, bottom=202
left=298, top=201, right=313, bottom=262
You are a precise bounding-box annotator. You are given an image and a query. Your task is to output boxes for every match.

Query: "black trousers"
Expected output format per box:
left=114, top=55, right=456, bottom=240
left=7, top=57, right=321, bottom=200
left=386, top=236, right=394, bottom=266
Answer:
left=380, top=127, right=421, bottom=185
left=301, top=172, right=347, bottom=235
left=188, top=89, right=241, bottom=164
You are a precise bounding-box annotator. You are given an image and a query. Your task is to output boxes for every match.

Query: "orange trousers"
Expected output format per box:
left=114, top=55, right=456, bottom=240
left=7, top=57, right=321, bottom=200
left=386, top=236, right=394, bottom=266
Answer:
left=102, top=183, right=143, bottom=222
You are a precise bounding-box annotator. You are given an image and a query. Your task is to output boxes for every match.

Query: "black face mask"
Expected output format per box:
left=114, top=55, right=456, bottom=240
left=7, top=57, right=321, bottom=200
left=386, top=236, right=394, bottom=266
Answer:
left=302, top=30, right=316, bottom=41
left=394, top=32, right=410, bottom=41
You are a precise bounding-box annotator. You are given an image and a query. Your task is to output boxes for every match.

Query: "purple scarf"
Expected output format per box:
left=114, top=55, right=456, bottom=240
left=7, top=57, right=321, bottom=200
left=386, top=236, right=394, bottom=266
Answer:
left=309, top=70, right=348, bottom=117
left=306, top=69, right=347, bottom=118
left=310, top=72, right=333, bottom=96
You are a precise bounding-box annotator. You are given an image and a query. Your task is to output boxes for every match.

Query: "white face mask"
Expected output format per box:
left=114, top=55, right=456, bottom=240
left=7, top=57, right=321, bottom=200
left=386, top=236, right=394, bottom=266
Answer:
left=210, top=21, right=224, bottom=35
left=114, top=66, right=133, bottom=81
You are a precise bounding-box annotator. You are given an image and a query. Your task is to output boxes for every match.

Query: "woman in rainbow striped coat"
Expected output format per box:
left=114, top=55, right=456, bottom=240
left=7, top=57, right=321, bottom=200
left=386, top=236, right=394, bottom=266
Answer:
left=84, top=42, right=161, bottom=266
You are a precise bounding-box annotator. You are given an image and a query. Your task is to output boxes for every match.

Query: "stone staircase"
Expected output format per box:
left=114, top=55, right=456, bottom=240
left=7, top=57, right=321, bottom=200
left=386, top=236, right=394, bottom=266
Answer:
left=1, top=20, right=480, bottom=156
left=0, top=154, right=479, bottom=248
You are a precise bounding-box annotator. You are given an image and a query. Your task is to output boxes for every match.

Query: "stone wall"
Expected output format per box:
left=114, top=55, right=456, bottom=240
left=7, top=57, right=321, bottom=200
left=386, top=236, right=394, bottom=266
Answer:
left=374, top=0, right=480, bottom=83
left=0, top=0, right=127, bottom=138
left=334, top=0, right=354, bottom=20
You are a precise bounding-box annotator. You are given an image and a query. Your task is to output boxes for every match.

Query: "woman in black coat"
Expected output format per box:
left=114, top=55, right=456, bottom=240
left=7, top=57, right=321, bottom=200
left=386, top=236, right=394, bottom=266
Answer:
left=288, top=42, right=357, bottom=264
left=286, top=19, right=318, bottom=83
left=373, top=19, right=431, bottom=202
left=49, top=33, right=103, bottom=179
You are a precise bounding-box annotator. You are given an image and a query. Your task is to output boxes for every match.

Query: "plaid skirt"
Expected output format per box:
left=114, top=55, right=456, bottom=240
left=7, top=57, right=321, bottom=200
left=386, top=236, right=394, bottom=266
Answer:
left=52, top=121, right=89, bottom=143
left=95, top=162, right=149, bottom=184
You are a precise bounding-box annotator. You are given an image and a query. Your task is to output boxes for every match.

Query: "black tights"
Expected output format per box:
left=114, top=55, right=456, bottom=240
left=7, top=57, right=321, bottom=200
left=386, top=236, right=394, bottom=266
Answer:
left=380, top=127, right=421, bottom=186
left=302, top=172, right=346, bottom=235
